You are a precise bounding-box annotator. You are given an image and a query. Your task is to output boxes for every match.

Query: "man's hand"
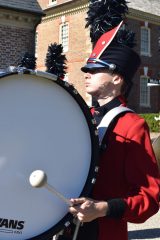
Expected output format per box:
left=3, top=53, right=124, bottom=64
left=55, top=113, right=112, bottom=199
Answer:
left=69, top=197, right=108, bottom=222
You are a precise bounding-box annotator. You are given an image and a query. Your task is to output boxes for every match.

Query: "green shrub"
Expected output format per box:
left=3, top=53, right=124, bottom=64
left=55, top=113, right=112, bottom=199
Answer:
left=140, top=113, right=160, bottom=132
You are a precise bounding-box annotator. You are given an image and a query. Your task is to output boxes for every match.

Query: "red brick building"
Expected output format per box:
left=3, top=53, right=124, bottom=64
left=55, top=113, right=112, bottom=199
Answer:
left=37, top=0, right=90, bottom=101
left=38, top=1, right=160, bottom=112
left=0, top=0, right=43, bottom=71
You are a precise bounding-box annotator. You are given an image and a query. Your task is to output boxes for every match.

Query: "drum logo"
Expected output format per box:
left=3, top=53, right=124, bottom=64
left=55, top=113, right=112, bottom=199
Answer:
left=0, top=218, right=25, bottom=235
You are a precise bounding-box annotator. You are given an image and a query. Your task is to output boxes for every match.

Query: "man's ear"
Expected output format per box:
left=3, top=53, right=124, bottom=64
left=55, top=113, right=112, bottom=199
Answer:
left=112, top=74, right=124, bottom=85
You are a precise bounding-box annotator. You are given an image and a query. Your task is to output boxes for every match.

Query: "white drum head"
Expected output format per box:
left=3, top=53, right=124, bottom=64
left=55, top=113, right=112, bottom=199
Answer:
left=0, top=71, right=99, bottom=239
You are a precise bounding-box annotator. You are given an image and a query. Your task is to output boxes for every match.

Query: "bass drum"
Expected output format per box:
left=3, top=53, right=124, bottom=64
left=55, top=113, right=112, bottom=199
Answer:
left=0, top=70, right=99, bottom=240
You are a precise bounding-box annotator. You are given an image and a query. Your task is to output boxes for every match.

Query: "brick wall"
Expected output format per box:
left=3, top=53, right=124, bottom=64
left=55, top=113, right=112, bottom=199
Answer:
left=140, top=20, right=160, bottom=113
left=37, top=8, right=92, bottom=101
left=38, top=0, right=49, bottom=9
left=116, top=18, right=160, bottom=113
left=36, top=2, right=160, bottom=112
left=0, top=7, right=42, bottom=70
left=38, top=0, right=71, bottom=9
left=0, top=25, right=35, bottom=68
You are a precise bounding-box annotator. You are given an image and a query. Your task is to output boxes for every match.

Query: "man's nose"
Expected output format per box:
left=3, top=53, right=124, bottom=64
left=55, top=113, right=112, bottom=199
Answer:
left=84, top=72, right=91, bottom=78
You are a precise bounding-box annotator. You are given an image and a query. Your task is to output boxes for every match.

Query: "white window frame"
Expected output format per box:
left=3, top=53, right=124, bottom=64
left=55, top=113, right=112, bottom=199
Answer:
left=59, top=22, right=69, bottom=52
left=35, top=31, right=38, bottom=58
left=48, top=0, right=57, bottom=6
left=140, top=76, right=150, bottom=107
left=140, top=26, right=151, bottom=56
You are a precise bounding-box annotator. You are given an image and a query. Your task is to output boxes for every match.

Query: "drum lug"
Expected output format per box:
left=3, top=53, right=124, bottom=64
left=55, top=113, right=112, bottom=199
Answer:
left=95, top=166, right=99, bottom=172
left=73, top=89, right=78, bottom=94
left=64, top=82, right=70, bottom=87
left=91, top=178, right=96, bottom=184
left=92, top=119, right=97, bottom=125
left=18, top=67, right=30, bottom=74
left=95, top=130, right=98, bottom=136
left=7, top=66, right=30, bottom=74
left=64, top=221, right=71, bottom=227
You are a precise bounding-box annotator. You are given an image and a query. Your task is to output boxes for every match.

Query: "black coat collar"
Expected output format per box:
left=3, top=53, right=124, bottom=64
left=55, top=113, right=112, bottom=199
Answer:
left=93, top=96, right=125, bottom=125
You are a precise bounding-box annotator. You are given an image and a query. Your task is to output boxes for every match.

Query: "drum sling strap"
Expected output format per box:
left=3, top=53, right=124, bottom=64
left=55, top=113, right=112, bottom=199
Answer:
left=97, top=106, right=134, bottom=145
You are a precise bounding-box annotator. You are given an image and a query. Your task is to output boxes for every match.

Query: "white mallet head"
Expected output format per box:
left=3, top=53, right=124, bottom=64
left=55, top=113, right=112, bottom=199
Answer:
left=29, top=170, right=47, bottom=188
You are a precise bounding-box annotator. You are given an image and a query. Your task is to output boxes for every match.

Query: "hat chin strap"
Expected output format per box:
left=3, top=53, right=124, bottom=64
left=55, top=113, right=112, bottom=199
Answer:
left=87, top=58, right=116, bottom=71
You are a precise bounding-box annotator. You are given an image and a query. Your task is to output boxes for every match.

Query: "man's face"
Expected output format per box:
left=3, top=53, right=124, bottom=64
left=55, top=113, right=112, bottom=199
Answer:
left=84, top=68, right=115, bottom=98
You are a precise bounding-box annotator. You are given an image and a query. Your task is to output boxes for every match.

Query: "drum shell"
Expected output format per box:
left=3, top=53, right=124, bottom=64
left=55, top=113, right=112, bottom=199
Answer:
left=0, top=70, right=99, bottom=240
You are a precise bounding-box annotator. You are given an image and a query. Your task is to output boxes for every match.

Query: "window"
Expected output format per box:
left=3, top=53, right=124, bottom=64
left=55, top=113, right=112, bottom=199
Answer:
left=140, top=27, right=150, bottom=56
left=49, top=0, right=57, bottom=5
left=60, top=22, right=69, bottom=52
left=35, top=31, right=38, bottom=57
left=140, top=76, right=150, bottom=107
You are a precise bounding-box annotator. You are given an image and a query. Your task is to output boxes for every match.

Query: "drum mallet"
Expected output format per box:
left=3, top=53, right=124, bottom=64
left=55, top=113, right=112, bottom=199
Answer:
left=29, top=170, right=81, bottom=240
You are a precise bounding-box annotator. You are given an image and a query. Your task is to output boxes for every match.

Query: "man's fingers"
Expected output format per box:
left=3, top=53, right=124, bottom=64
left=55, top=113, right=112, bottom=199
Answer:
left=70, top=197, right=86, bottom=205
left=69, top=206, right=78, bottom=214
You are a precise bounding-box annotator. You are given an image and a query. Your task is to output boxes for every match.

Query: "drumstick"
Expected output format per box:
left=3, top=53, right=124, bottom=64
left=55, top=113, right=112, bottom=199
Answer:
left=29, top=170, right=81, bottom=240
left=29, top=170, right=72, bottom=206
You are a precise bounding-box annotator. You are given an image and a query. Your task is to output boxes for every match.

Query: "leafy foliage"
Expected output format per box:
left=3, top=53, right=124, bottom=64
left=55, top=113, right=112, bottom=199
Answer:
left=140, top=113, right=160, bottom=132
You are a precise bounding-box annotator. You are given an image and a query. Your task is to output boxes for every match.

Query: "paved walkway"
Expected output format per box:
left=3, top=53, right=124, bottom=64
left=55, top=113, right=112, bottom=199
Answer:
left=150, top=132, right=160, bottom=140
left=128, top=210, right=160, bottom=240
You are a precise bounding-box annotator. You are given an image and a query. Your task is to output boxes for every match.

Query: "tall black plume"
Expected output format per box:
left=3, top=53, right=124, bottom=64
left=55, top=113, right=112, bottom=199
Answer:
left=45, top=43, right=67, bottom=80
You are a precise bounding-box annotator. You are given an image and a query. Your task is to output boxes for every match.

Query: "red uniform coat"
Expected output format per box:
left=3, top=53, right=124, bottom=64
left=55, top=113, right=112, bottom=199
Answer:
left=92, top=111, right=160, bottom=240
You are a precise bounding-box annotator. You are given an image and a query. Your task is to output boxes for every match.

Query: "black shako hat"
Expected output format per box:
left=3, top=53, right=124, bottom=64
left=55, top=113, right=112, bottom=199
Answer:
left=81, top=0, right=141, bottom=82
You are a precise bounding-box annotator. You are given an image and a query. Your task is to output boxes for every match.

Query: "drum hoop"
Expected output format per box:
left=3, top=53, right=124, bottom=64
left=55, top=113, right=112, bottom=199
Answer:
left=0, top=69, right=99, bottom=239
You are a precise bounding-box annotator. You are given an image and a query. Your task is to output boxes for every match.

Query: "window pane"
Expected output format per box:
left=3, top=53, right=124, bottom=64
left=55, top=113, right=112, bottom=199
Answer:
left=35, top=31, right=38, bottom=57
left=61, top=23, right=69, bottom=52
left=140, top=77, right=150, bottom=106
left=49, top=0, right=57, bottom=5
left=141, top=28, right=150, bottom=54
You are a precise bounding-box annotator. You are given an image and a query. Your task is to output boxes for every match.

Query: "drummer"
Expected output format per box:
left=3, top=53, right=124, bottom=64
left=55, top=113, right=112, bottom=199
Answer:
left=68, top=36, right=160, bottom=239
left=63, top=1, right=160, bottom=240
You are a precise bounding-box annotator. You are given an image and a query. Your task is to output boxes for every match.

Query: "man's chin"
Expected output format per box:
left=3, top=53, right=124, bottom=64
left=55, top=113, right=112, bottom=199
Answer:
left=86, top=90, right=98, bottom=99
left=86, top=90, right=94, bottom=96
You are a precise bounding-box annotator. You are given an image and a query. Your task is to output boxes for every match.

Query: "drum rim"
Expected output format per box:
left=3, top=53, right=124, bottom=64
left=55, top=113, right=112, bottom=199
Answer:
left=0, top=69, right=99, bottom=239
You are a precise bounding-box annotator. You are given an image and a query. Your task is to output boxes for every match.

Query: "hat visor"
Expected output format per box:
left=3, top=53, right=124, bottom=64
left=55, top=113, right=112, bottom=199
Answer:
left=81, top=63, right=107, bottom=73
